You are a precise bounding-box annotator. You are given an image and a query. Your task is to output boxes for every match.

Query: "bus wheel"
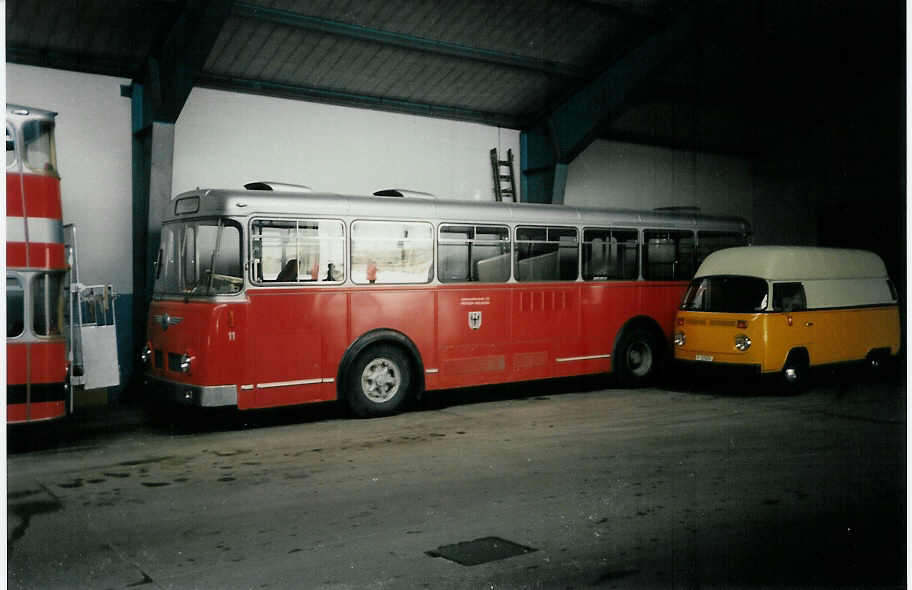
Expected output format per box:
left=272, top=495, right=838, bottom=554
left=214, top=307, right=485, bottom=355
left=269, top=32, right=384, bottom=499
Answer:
left=615, top=328, right=661, bottom=386
left=866, top=349, right=892, bottom=379
left=347, top=344, right=412, bottom=418
left=781, top=350, right=809, bottom=394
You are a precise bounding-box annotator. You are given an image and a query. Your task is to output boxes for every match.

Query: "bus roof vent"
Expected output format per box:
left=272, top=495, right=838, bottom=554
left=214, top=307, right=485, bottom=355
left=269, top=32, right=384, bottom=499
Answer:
left=244, top=181, right=312, bottom=192
left=372, top=188, right=435, bottom=199
left=653, top=206, right=701, bottom=214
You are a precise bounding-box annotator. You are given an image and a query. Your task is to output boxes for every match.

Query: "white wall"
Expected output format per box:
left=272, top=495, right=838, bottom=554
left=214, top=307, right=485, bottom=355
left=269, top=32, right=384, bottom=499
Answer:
left=564, top=139, right=754, bottom=224
left=7, top=64, right=133, bottom=293
left=173, top=87, right=521, bottom=201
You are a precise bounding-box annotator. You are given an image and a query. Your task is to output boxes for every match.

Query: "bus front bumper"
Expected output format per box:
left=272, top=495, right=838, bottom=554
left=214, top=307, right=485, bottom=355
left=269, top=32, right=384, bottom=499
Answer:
left=144, top=375, right=238, bottom=408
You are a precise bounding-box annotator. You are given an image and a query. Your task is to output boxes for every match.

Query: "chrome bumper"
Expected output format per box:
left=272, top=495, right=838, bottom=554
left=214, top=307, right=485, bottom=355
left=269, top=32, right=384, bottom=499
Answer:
left=144, top=375, right=237, bottom=407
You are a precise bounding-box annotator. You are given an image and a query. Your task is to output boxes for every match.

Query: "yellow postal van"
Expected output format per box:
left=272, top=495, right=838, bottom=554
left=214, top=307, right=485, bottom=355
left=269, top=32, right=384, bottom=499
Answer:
left=673, top=246, right=900, bottom=386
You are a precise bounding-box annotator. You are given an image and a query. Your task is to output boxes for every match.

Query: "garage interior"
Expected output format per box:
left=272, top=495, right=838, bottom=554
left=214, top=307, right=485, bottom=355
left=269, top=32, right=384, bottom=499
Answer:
left=6, top=0, right=907, bottom=588
left=8, top=0, right=905, bottom=392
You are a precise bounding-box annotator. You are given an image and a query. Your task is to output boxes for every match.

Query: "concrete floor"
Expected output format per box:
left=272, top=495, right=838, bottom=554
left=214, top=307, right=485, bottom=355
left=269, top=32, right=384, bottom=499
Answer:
left=7, top=368, right=906, bottom=589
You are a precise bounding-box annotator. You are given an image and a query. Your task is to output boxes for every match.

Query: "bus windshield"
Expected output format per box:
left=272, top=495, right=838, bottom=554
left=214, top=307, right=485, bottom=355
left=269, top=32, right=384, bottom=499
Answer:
left=154, top=218, right=243, bottom=296
left=681, top=275, right=768, bottom=313
left=21, top=119, right=56, bottom=174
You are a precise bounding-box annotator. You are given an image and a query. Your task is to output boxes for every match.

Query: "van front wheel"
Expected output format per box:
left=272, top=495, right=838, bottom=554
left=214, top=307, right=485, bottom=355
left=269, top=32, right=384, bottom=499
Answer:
left=781, top=351, right=809, bottom=394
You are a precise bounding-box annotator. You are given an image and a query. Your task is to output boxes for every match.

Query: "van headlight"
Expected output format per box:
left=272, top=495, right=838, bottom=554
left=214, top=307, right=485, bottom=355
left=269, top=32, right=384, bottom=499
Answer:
left=673, top=332, right=686, bottom=347
left=179, top=353, right=193, bottom=374
left=734, top=334, right=751, bottom=351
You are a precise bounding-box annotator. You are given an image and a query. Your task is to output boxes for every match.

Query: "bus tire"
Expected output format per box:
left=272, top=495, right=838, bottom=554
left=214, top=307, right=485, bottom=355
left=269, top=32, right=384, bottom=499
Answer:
left=614, top=327, right=662, bottom=386
left=781, top=350, right=809, bottom=394
left=346, top=344, right=412, bottom=418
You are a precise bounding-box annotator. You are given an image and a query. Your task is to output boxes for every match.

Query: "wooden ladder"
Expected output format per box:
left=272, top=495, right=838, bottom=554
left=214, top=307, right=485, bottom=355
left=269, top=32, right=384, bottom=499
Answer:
left=490, top=148, right=517, bottom=202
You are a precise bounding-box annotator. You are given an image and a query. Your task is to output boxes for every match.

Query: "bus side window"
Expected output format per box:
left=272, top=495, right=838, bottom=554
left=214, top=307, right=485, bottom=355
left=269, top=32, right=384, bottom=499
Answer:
left=6, top=125, right=16, bottom=168
left=515, top=226, right=578, bottom=282
left=251, top=219, right=345, bottom=284
left=773, top=282, right=807, bottom=312
left=7, top=275, right=24, bottom=337
left=582, top=228, right=639, bottom=281
left=643, top=230, right=695, bottom=281
left=438, top=225, right=471, bottom=281
left=438, top=224, right=509, bottom=283
left=351, top=220, right=433, bottom=284
left=21, top=119, right=56, bottom=174
left=32, top=272, right=65, bottom=336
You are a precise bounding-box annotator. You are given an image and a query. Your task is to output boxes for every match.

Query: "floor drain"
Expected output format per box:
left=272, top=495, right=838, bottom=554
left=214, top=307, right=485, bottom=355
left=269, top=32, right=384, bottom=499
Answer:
left=426, top=536, right=537, bottom=566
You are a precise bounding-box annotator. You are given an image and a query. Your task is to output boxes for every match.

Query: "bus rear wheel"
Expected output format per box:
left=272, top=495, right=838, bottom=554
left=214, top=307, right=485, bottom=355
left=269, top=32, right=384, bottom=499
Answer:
left=615, top=327, right=662, bottom=386
left=346, top=344, right=412, bottom=418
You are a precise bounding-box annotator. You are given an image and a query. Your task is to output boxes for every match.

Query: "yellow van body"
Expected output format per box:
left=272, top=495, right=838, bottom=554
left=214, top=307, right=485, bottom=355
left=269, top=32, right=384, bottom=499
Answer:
left=674, top=247, right=901, bottom=376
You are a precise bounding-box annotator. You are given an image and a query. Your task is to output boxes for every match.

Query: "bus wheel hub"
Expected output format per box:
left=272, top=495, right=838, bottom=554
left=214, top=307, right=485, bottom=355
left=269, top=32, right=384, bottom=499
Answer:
left=361, top=357, right=401, bottom=403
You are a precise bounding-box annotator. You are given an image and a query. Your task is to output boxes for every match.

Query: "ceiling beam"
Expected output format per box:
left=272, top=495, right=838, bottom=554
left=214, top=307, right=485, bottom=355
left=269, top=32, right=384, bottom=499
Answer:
left=197, top=73, right=524, bottom=129
left=134, top=0, right=233, bottom=130
left=233, top=2, right=589, bottom=79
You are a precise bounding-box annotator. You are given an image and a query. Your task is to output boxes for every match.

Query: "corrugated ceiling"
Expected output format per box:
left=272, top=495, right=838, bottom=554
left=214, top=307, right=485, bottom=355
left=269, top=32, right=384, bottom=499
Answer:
left=5, top=0, right=904, bottom=152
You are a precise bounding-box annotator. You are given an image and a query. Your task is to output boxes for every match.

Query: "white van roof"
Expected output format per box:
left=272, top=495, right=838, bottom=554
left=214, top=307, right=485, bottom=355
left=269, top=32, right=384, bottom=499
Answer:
left=696, top=246, right=889, bottom=281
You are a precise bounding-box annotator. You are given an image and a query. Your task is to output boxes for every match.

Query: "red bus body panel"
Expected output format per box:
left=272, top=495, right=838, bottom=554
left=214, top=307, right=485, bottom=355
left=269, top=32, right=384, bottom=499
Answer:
left=8, top=165, right=68, bottom=423
left=146, top=280, right=687, bottom=410
left=7, top=173, right=63, bottom=219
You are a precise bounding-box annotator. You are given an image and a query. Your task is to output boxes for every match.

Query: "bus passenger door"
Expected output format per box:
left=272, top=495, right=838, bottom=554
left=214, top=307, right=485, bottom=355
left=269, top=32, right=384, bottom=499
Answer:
left=247, top=290, right=346, bottom=408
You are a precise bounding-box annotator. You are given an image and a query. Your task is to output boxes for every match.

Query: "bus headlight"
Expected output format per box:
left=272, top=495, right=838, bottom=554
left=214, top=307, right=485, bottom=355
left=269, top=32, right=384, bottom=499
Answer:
left=141, top=344, right=152, bottom=365
left=734, top=334, right=751, bottom=352
left=673, top=332, right=686, bottom=347
left=179, top=353, right=193, bottom=374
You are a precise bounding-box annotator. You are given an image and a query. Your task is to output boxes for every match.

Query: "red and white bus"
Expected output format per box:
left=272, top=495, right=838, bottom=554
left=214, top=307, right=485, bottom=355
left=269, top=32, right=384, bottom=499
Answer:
left=143, top=183, right=749, bottom=417
left=6, top=105, right=69, bottom=423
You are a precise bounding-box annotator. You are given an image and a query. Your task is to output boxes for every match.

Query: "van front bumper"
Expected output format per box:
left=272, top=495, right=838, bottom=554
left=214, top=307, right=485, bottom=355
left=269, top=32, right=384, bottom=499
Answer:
left=674, top=358, right=762, bottom=377
left=144, top=375, right=238, bottom=407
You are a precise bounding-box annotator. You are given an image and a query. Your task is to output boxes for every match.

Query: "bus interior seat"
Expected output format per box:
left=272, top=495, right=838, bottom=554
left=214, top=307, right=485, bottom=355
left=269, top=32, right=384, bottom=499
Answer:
left=276, top=258, right=298, bottom=282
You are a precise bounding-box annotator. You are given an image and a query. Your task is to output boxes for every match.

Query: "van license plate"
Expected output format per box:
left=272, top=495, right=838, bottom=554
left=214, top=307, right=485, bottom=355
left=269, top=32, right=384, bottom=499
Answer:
left=695, top=354, right=714, bottom=362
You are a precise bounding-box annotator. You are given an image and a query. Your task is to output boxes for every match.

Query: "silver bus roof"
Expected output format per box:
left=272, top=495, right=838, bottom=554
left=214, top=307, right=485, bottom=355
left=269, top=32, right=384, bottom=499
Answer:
left=166, top=187, right=750, bottom=233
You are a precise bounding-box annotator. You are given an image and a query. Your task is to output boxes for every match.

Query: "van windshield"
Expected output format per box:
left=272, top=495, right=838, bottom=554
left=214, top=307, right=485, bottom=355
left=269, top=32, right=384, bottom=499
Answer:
left=681, top=275, right=768, bottom=313
left=154, top=218, right=243, bottom=296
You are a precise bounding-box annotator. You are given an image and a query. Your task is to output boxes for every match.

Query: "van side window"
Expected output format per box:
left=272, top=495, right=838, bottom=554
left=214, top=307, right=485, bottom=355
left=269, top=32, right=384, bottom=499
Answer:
left=773, top=282, right=807, bottom=312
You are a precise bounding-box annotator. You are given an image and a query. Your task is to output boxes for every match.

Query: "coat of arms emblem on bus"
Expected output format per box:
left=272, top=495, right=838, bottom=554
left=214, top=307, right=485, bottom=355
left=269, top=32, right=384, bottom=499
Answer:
left=468, top=311, right=482, bottom=330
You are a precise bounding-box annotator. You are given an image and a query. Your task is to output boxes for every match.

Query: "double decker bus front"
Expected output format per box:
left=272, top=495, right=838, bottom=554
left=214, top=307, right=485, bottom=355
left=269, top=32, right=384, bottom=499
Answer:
left=143, top=216, right=245, bottom=407
left=7, top=105, right=69, bottom=423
